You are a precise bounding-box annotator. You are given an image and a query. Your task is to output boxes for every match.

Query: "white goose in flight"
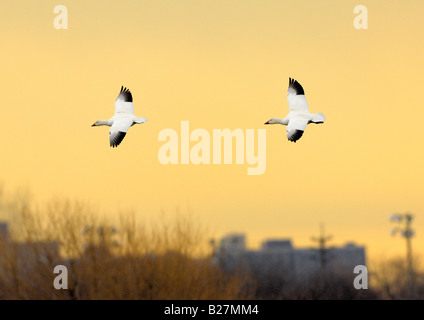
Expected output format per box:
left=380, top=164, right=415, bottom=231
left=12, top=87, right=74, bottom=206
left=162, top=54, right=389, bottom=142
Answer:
left=265, top=78, right=325, bottom=142
left=92, top=86, right=147, bottom=147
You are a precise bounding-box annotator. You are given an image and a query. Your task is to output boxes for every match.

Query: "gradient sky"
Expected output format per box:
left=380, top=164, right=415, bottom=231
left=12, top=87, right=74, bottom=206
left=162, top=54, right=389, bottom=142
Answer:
left=1, top=0, right=424, bottom=261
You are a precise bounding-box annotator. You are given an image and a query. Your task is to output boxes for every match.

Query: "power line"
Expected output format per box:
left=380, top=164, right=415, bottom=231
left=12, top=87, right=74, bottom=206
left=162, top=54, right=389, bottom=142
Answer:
left=311, top=224, right=332, bottom=274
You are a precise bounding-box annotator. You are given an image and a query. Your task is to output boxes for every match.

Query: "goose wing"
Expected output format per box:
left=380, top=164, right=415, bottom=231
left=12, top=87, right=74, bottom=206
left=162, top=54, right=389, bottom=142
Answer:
left=109, top=118, right=133, bottom=148
left=287, top=78, right=309, bottom=113
left=115, top=86, right=134, bottom=115
left=287, top=118, right=308, bottom=142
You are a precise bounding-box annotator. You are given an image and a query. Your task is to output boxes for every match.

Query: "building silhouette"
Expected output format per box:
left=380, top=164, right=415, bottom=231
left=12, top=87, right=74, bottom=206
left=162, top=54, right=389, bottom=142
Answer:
left=214, top=233, right=366, bottom=283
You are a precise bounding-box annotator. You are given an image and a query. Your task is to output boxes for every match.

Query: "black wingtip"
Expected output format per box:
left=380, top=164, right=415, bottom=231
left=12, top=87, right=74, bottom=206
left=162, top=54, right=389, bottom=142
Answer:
left=287, top=129, right=304, bottom=142
left=117, top=86, right=133, bottom=102
left=110, top=131, right=127, bottom=148
left=288, top=77, right=305, bottom=95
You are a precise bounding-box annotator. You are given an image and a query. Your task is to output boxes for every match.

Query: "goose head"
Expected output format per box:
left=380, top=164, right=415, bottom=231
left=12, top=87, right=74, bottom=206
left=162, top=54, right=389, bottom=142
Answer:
left=91, top=120, right=109, bottom=127
left=264, top=118, right=280, bottom=125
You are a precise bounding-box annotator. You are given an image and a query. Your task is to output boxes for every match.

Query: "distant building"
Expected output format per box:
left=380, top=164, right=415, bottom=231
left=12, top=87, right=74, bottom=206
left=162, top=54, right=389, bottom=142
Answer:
left=0, top=222, right=9, bottom=242
left=0, top=222, right=61, bottom=273
left=214, top=233, right=366, bottom=283
left=219, top=233, right=246, bottom=254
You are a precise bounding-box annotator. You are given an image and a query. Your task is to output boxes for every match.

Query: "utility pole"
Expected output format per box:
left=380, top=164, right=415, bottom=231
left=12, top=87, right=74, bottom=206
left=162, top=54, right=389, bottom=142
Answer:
left=390, top=213, right=415, bottom=297
left=311, top=224, right=332, bottom=275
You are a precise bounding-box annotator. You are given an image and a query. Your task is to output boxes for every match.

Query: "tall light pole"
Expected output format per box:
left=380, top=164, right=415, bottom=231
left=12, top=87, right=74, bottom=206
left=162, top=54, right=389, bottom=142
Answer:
left=390, top=212, right=415, bottom=297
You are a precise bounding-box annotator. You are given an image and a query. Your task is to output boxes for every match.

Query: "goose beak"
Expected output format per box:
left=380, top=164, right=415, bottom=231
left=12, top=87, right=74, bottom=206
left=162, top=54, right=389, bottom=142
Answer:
left=91, top=123, right=96, bottom=127
left=264, top=121, right=270, bottom=125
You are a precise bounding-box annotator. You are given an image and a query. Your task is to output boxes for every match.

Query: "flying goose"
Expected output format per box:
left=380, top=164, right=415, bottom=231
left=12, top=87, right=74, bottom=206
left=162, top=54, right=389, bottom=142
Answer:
left=92, top=86, right=147, bottom=147
left=265, top=78, right=325, bottom=142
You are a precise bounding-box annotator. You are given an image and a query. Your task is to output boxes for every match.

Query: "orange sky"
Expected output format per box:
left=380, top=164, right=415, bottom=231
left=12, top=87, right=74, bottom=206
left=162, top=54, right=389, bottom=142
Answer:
left=1, top=0, right=424, bottom=261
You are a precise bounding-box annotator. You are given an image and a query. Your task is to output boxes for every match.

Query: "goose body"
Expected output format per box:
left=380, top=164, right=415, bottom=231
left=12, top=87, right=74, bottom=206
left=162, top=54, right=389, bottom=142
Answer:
left=265, top=78, right=325, bottom=142
left=92, top=86, right=147, bottom=147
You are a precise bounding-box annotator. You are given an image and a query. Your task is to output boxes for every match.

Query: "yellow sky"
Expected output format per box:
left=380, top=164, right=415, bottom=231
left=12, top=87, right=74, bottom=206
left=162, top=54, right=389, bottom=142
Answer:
left=1, top=0, right=424, bottom=261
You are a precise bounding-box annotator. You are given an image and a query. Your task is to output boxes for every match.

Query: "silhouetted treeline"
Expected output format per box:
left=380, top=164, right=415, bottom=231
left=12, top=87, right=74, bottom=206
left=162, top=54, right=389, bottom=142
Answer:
left=0, top=193, right=423, bottom=299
